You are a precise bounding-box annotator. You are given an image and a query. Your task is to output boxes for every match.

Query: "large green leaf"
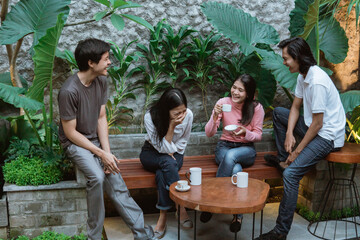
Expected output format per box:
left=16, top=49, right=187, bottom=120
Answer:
left=289, top=0, right=319, bottom=39
left=0, top=72, right=28, bottom=89
left=0, top=0, right=70, bottom=46
left=260, top=52, right=299, bottom=91
left=241, top=54, right=276, bottom=108
left=0, top=83, right=43, bottom=111
left=27, top=14, right=65, bottom=102
left=201, top=1, right=279, bottom=56
left=340, top=90, right=360, bottom=114
left=121, top=14, right=154, bottom=31
left=317, top=17, right=348, bottom=64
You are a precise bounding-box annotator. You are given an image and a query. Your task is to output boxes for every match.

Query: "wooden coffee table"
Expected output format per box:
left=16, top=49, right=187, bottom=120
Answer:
left=170, top=177, right=270, bottom=240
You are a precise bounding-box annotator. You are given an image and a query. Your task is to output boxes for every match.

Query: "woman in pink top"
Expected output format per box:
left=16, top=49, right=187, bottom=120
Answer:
left=201, top=74, right=265, bottom=232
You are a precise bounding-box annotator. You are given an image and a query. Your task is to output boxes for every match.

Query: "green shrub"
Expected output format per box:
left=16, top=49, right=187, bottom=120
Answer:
left=5, top=231, right=87, bottom=240
left=3, top=156, right=62, bottom=186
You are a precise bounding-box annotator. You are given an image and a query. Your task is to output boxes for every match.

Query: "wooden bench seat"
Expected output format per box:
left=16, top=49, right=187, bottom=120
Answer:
left=118, top=151, right=280, bottom=189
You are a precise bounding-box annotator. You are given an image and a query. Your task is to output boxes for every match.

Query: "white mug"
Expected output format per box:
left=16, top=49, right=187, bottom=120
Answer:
left=185, top=167, right=202, bottom=185
left=222, top=104, right=232, bottom=112
left=177, top=180, right=189, bottom=189
left=231, top=172, right=248, bottom=188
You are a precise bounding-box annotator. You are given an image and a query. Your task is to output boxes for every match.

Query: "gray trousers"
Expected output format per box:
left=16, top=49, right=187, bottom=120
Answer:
left=66, top=139, right=154, bottom=240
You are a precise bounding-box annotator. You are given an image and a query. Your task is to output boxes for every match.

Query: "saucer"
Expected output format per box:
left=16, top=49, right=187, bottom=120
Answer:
left=224, top=124, right=238, bottom=131
left=175, top=185, right=191, bottom=192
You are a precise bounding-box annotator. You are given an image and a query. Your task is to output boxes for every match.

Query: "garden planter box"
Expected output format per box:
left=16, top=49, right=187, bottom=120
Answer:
left=2, top=181, right=87, bottom=239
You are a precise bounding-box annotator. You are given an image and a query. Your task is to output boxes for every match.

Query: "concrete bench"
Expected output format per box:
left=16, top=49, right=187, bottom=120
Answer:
left=118, top=151, right=281, bottom=189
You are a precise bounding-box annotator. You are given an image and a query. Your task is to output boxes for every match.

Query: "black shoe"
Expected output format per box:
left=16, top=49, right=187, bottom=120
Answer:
left=264, top=155, right=285, bottom=173
left=229, top=215, right=242, bottom=233
left=200, top=212, right=212, bottom=223
left=254, top=229, right=287, bottom=240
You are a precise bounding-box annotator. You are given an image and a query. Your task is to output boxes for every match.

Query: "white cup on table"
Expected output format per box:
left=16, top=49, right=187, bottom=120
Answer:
left=231, top=172, right=248, bottom=188
left=185, top=167, right=202, bottom=185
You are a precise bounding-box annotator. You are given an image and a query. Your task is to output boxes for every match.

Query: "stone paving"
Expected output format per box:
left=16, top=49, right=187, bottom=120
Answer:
left=104, top=202, right=320, bottom=240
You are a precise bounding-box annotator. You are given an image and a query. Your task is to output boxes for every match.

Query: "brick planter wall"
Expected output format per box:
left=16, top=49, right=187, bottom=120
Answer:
left=298, top=160, right=360, bottom=212
left=3, top=181, right=87, bottom=239
left=0, top=195, right=7, bottom=239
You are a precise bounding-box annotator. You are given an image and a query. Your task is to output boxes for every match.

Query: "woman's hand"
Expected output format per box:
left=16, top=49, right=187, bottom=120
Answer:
left=233, top=126, right=246, bottom=137
left=168, top=153, right=176, bottom=161
left=170, top=111, right=187, bottom=129
left=213, top=103, right=222, bottom=121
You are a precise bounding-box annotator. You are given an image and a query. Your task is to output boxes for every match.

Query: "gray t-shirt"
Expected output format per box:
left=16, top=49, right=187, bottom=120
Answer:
left=58, top=73, right=108, bottom=148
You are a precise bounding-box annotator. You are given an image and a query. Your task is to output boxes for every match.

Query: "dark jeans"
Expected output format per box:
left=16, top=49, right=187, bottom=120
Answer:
left=140, top=141, right=183, bottom=210
left=272, top=107, right=334, bottom=235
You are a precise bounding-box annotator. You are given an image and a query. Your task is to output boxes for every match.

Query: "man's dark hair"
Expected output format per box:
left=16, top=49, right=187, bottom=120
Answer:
left=150, top=88, right=188, bottom=143
left=278, top=37, right=317, bottom=74
left=75, top=38, right=110, bottom=71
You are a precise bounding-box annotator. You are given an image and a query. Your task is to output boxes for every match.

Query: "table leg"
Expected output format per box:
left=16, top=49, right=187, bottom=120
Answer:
left=194, top=210, right=197, bottom=240
left=261, top=210, right=263, bottom=235
left=252, top=212, right=255, bottom=240
left=178, top=204, right=180, bottom=240
left=234, top=214, right=238, bottom=240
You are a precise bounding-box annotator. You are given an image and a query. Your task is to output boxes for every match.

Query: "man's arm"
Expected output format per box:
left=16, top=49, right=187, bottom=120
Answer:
left=286, top=112, right=323, bottom=163
left=61, top=105, right=120, bottom=174
left=285, top=97, right=302, bottom=153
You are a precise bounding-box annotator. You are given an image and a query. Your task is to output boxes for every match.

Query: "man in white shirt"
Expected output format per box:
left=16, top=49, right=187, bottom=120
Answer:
left=256, top=37, right=346, bottom=240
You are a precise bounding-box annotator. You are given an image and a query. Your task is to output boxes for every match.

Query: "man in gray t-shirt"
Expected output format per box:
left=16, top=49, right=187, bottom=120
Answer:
left=58, top=38, right=155, bottom=240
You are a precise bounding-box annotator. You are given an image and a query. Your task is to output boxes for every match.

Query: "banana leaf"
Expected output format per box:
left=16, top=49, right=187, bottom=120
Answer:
left=201, top=1, right=279, bottom=56
left=340, top=90, right=360, bottom=114
left=0, top=0, right=70, bottom=46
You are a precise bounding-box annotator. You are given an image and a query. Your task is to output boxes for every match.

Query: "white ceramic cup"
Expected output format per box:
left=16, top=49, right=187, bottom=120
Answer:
left=231, top=172, right=248, bottom=188
left=222, top=104, right=232, bottom=112
left=177, top=180, right=189, bottom=189
left=185, top=167, right=202, bottom=185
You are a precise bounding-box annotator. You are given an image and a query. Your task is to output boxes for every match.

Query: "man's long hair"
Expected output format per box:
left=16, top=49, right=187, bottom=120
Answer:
left=278, top=37, right=317, bottom=75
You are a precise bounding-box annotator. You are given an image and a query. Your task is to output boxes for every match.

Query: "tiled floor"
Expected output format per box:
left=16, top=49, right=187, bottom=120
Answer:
left=104, top=202, right=322, bottom=240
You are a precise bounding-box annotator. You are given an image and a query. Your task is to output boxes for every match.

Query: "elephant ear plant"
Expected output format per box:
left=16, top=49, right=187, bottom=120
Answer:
left=201, top=1, right=360, bottom=113
left=0, top=14, right=68, bottom=185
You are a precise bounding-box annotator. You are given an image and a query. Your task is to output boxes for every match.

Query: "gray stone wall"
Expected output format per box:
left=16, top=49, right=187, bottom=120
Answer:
left=0, top=0, right=294, bottom=122
left=109, top=129, right=277, bottom=159
left=3, top=181, right=87, bottom=239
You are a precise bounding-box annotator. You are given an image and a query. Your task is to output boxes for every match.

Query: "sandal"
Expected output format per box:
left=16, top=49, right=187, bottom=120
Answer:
left=230, top=215, right=242, bottom=233
left=200, top=211, right=213, bottom=223
left=154, top=224, right=167, bottom=239
left=175, top=211, right=194, bottom=229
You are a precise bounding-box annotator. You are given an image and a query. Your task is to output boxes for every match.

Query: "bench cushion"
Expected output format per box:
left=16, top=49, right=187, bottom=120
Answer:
left=119, top=151, right=280, bottom=189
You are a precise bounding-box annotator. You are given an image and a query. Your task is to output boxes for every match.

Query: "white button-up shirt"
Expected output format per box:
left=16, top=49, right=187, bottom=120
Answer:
left=295, top=65, right=346, bottom=148
left=144, top=108, right=193, bottom=154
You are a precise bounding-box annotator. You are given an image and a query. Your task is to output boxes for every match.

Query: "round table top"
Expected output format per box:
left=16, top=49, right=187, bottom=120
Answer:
left=169, top=177, right=269, bottom=214
left=326, top=143, right=360, bottom=164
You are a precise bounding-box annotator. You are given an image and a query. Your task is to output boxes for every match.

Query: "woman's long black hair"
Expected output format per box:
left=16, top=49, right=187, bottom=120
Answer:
left=235, top=74, right=258, bottom=126
left=150, top=88, right=187, bottom=143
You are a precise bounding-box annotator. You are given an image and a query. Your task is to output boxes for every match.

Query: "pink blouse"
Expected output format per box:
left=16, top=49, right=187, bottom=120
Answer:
left=205, top=97, right=264, bottom=143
